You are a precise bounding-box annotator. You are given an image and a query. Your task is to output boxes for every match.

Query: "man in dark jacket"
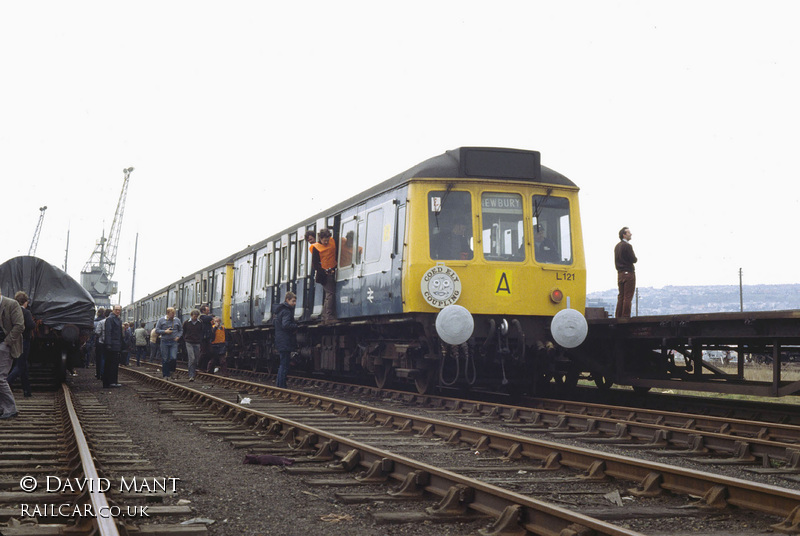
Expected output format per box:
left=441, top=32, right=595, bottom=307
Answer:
left=103, top=305, right=124, bottom=388
left=198, top=305, right=214, bottom=372
left=272, top=292, right=297, bottom=389
left=614, top=227, right=638, bottom=319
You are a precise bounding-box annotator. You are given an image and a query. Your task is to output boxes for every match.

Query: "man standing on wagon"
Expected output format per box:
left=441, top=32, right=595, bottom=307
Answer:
left=614, top=226, right=638, bottom=318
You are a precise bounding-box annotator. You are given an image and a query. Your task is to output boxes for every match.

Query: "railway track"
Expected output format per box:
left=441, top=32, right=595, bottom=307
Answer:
left=209, top=366, right=800, bottom=480
left=544, top=384, right=800, bottom=427
left=0, top=383, right=207, bottom=535
left=111, top=365, right=800, bottom=534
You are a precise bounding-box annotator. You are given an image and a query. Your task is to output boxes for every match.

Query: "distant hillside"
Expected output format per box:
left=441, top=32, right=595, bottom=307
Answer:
left=587, top=284, right=800, bottom=317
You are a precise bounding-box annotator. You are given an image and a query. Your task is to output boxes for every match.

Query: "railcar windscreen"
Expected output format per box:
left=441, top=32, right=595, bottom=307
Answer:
left=481, top=192, right=525, bottom=262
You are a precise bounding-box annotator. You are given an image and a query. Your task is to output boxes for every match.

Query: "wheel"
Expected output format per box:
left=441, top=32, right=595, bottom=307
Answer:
left=593, top=375, right=614, bottom=391
left=374, top=362, right=392, bottom=389
left=551, top=370, right=579, bottom=389
left=264, top=354, right=278, bottom=376
left=414, top=367, right=436, bottom=394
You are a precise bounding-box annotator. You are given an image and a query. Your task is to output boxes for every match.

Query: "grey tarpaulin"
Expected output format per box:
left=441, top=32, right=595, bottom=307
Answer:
left=0, top=256, right=95, bottom=330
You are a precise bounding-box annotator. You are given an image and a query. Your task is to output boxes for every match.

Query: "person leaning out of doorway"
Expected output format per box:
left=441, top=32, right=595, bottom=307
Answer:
left=309, top=228, right=337, bottom=323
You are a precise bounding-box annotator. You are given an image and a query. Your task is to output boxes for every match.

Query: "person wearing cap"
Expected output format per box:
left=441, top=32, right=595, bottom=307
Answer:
left=0, top=288, right=25, bottom=419
left=614, top=227, right=638, bottom=318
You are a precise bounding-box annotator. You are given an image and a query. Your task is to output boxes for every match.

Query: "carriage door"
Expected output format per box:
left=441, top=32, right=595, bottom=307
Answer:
left=232, top=256, right=252, bottom=328
left=272, top=234, right=290, bottom=308
left=337, top=207, right=361, bottom=318
left=297, top=225, right=314, bottom=321
left=359, top=200, right=397, bottom=316
left=263, top=239, right=281, bottom=323
left=253, top=246, right=270, bottom=326
left=288, top=231, right=299, bottom=308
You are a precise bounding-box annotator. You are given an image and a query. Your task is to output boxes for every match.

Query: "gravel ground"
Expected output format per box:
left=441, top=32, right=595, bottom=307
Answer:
left=60, top=366, right=799, bottom=536
left=70, top=369, right=488, bottom=536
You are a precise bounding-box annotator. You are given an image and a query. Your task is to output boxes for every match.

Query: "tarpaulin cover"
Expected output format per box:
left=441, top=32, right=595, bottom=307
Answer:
left=0, top=256, right=95, bottom=330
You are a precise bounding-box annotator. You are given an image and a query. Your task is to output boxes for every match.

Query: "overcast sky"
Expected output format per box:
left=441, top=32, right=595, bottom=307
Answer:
left=2, top=1, right=798, bottom=304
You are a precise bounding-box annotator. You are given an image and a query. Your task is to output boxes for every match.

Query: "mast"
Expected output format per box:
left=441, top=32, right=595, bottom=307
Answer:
left=131, top=232, right=139, bottom=305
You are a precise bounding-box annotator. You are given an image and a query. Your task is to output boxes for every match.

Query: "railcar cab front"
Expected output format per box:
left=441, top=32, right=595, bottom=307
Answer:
left=401, top=147, right=588, bottom=393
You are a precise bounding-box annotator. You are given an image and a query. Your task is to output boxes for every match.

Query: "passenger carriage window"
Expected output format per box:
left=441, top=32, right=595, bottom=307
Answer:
left=273, top=250, right=281, bottom=285
left=481, top=192, right=524, bottom=262
left=339, top=220, right=357, bottom=268
left=214, top=274, right=223, bottom=302
left=428, top=191, right=473, bottom=261
left=532, top=195, right=572, bottom=265
left=304, top=227, right=316, bottom=276
left=282, top=244, right=290, bottom=282
left=357, top=220, right=366, bottom=264
left=289, top=236, right=298, bottom=281
left=365, top=209, right=383, bottom=263
left=297, top=236, right=306, bottom=277
left=395, top=204, right=406, bottom=256
left=257, top=254, right=265, bottom=289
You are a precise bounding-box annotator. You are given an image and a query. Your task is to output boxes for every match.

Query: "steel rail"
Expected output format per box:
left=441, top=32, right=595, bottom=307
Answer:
left=61, top=384, right=120, bottom=536
left=189, top=370, right=800, bottom=467
left=293, top=377, right=800, bottom=463
left=125, top=368, right=643, bottom=536
left=529, top=396, right=800, bottom=441
left=224, top=365, right=800, bottom=436
left=125, top=368, right=800, bottom=526
left=409, top=397, right=800, bottom=466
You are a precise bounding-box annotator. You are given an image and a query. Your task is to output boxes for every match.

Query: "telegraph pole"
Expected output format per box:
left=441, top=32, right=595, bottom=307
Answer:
left=739, top=268, right=744, bottom=312
left=131, top=233, right=139, bottom=305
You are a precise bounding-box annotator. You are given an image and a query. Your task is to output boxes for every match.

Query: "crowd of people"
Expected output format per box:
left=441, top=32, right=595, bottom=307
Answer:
left=0, top=228, right=341, bottom=416
left=85, top=304, right=228, bottom=386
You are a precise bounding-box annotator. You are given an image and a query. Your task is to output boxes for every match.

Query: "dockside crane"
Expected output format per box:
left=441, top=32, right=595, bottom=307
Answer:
left=80, top=167, right=134, bottom=307
left=28, top=206, right=47, bottom=256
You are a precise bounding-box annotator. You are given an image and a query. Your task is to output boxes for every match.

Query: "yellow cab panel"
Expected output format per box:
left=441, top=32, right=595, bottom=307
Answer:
left=402, top=180, right=586, bottom=317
